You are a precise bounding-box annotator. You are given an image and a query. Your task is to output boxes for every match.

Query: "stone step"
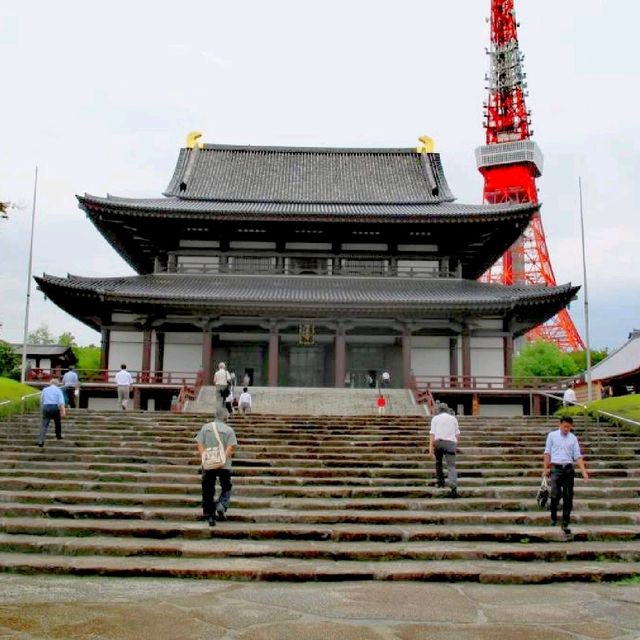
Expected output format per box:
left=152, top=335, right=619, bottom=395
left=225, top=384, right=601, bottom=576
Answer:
left=0, top=475, right=636, bottom=497
left=2, top=517, right=639, bottom=543
left=0, top=552, right=638, bottom=583
left=1, top=534, right=639, bottom=563
left=1, top=503, right=639, bottom=526
left=1, top=490, right=638, bottom=513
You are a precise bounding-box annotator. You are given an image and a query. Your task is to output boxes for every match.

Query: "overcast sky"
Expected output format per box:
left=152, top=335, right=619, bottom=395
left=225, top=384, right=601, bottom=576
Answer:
left=1, top=0, right=638, bottom=352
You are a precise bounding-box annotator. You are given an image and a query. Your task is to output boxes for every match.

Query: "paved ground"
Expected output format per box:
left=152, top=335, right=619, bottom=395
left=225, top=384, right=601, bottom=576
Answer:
left=0, top=575, right=639, bottom=639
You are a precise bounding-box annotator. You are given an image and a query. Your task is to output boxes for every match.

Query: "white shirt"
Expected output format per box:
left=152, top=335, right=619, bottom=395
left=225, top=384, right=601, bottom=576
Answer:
left=239, top=391, right=252, bottom=406
left=545, top=429, right=582, bottom=464
left=381, top=372, right=390, bottom=381
left=429, top=412, right=460, bottom=443
left=115, top=369, right=133, bottom=385
left=213, top=369, right=230, bottom=386
left=563, top=388, right=577, bottom=405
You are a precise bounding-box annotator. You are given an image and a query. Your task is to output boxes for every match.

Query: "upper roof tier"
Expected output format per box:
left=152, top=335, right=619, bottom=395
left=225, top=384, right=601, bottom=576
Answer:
left=78, top=141, right=539, bottom=275
left=163, top=144, right=454, bottom=204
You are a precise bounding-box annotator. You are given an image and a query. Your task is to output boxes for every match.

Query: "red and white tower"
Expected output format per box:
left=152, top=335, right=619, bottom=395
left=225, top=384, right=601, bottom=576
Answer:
left=476, top=0, right=584, bottom=350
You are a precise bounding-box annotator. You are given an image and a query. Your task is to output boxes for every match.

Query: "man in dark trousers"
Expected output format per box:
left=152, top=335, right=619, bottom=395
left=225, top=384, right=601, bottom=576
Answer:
left=195, top=406, right=237, bottom=527
left=543, top=416, right=590, bottom=535
left=38, top=378, right=66, bottom=447
left=428, top=403, right=460, bottom=498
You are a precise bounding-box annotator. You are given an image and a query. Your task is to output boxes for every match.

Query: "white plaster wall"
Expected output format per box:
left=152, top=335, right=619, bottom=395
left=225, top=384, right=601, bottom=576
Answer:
left=109, top=331, right=143, bottom=375
left=478, top=404, right=525, bottom=417
left=470, top=337, right=504, bottom=380
left=411, top=336, right=450, bottom=377
left=164, top=332, right=202, bottom=373
left=88, top=396, right=122, bottom=411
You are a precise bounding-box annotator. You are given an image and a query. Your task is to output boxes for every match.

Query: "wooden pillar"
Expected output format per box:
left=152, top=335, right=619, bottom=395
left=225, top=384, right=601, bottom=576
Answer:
left=141, top=327, right=152, bottom=383
left=154, top=331, right=165, bottom=382
left=449, top=336, right=458, bottom=388
left=133, top=387, right=142, bottom=410
left=504, top=334, right=514, bottom=384
left=334, top=326, right=346, bottom=388
left=401, top=328, right=412, bottom=389
left=100, top=327, right=110, bottom=374
left=267, top=325, right=279, bottom=387
left=461, top=330, right=471, bottom=388
left=532, top=394, right=542, bottom=416
left=202, top=328, right=214, bottom=385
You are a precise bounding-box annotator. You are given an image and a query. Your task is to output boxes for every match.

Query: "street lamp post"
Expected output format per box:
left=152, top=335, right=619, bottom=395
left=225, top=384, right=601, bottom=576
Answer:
left=579, top=176, right=592, bottom=402
left=20, top=167, right=38, bottom=384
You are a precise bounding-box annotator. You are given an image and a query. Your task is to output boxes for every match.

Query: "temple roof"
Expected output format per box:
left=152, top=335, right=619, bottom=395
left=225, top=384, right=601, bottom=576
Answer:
left=163, top=145, right=454, bottom=204
left=35, top=273, right=579, bottom=337
left=590, top=330, right=640, bottom=382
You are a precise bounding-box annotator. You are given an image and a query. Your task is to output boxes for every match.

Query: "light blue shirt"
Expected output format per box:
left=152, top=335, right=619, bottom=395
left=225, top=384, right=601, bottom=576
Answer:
left=41, top=384, right=65, bottom=406
left=62, top=370, right=79, bottom=387
left=544, top=429, right=582, bottom=465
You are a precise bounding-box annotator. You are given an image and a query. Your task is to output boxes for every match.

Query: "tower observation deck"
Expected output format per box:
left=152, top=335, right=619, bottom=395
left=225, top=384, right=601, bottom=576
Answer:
left=476, top=0, right=584, bottom=351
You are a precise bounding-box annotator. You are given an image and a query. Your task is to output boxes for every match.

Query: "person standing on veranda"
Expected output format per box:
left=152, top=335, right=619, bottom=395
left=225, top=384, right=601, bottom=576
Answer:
left=61, top=366, right=79, bottom=408
left=115, top=364, right=133, bottom=410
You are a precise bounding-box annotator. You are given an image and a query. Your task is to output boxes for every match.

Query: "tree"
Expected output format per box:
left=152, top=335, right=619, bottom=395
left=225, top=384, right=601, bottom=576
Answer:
left=513, top=340, right=580, bottom=379
left=568, top=349, right=609, bottom=372
left=0, top=341, right=19, bottom=377
left=27, top=324, right=55, bottom=345
left=58, top=332, right=78, bottom=347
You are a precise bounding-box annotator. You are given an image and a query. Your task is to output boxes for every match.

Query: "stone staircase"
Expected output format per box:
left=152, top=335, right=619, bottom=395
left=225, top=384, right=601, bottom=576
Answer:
left=187, top=386, right=426, bottom=416
left=0, top=411, right=639, bottom=583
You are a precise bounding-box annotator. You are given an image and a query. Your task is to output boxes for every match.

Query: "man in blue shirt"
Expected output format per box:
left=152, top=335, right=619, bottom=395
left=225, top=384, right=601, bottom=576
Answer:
left=38, top=378, right=66, bottom=447
left=61, top=366, right=79, bottom=408
left=543, top=416, right=589, bottom=534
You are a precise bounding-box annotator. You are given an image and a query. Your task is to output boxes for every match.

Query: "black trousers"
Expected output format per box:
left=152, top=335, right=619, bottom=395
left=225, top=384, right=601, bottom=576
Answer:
left=201, top=468, right=232, bottom=517
left=549, top=464, right=575, bottom=526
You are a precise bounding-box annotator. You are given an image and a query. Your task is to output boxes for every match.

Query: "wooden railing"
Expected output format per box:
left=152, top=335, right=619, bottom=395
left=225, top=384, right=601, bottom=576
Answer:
left=412, top=375, right=573, bottom=392
left=25, top=369, right=200, bottom=386
left=171, top=371, right=205, bottom=413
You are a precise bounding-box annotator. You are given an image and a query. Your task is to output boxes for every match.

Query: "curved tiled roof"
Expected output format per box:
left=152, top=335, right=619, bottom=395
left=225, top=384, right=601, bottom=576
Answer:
left=590, top=331, right=640, bottom=382
left=35, top=273, right=579, bottom=335
left=79, top=194, right=535, bottom=221
left=162, top=144, right=454, bottom=204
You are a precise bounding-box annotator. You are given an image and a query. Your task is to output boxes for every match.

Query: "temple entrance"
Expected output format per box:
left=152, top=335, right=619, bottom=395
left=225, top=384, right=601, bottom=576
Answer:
left=288, top=345, right=326, bottom=387
left=347, top=344, right=401, bottom=388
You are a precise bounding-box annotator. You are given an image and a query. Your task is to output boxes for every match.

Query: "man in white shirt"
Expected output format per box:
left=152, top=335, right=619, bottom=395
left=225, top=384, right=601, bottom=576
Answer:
left=115, top=364, right=133, bottom=410
left=428, top=403, right=461, bottom=498
left=238, top=387, right=252, bottom=414
left=563, top=384, right=577, bottom=407
left=213, top=362, right=231, bottom=404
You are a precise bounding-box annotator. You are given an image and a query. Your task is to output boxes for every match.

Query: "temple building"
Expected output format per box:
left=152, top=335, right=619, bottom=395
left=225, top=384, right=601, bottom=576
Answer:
left=36, top=136, right=578, bottom=390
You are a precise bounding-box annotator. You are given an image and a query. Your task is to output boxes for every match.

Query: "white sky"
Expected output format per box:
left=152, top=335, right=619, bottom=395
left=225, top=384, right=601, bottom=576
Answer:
left=1, top=0, right=638, bottom=351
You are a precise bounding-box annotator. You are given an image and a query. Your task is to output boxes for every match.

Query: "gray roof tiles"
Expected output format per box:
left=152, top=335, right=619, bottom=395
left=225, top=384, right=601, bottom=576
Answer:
left=36, top=273, right=578, bottom=311
left=80, top=194, right=534, bottom=221
left=162, top=145, right=454, bottom=204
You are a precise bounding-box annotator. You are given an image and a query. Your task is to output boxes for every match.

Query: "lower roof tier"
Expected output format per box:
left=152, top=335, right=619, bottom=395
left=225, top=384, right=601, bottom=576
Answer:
left=36, top=273, right=579, bottom=338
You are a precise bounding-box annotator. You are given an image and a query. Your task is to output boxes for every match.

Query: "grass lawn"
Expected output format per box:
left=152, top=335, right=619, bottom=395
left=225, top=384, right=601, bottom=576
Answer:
left=560, top=394, right=640, bottom=433
left=0, top=377, right=40, bottom=418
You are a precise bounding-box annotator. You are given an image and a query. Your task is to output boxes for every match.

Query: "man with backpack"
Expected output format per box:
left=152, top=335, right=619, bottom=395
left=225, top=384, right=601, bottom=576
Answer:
left=195, top=406, right=237, bottom=527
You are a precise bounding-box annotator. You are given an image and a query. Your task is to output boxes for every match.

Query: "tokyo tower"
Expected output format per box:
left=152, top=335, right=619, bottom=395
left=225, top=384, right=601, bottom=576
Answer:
left=476, top=0, right=584, bottom=351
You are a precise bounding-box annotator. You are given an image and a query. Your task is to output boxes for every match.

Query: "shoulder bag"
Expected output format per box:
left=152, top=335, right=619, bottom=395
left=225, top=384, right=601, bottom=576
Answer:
left=201, top=421, right=227, bottom=470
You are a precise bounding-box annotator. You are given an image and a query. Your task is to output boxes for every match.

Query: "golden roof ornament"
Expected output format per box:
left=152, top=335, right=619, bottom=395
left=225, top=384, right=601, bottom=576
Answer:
left=186, top=131, right=204, bottom=150
left=417, top=135, right=435, bottom=153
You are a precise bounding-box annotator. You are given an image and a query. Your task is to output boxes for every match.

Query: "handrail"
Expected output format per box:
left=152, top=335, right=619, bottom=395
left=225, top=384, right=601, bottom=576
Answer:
left=413, top=374, right=573, bottom=391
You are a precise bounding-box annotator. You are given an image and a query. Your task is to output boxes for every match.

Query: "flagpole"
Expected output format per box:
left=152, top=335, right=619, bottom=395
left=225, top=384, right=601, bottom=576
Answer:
left=578, top=176, right=592, bottom=402
left=20, top=166, right=38, bottom=384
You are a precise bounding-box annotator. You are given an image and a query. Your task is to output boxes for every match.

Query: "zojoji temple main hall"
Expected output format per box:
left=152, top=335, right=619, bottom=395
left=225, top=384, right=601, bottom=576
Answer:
left=35, top=135, right=578, bottom=395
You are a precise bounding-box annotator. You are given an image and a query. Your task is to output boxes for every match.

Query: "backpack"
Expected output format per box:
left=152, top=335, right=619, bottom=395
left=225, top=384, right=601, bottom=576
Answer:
left=201, top=421, right=227, bottom=470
